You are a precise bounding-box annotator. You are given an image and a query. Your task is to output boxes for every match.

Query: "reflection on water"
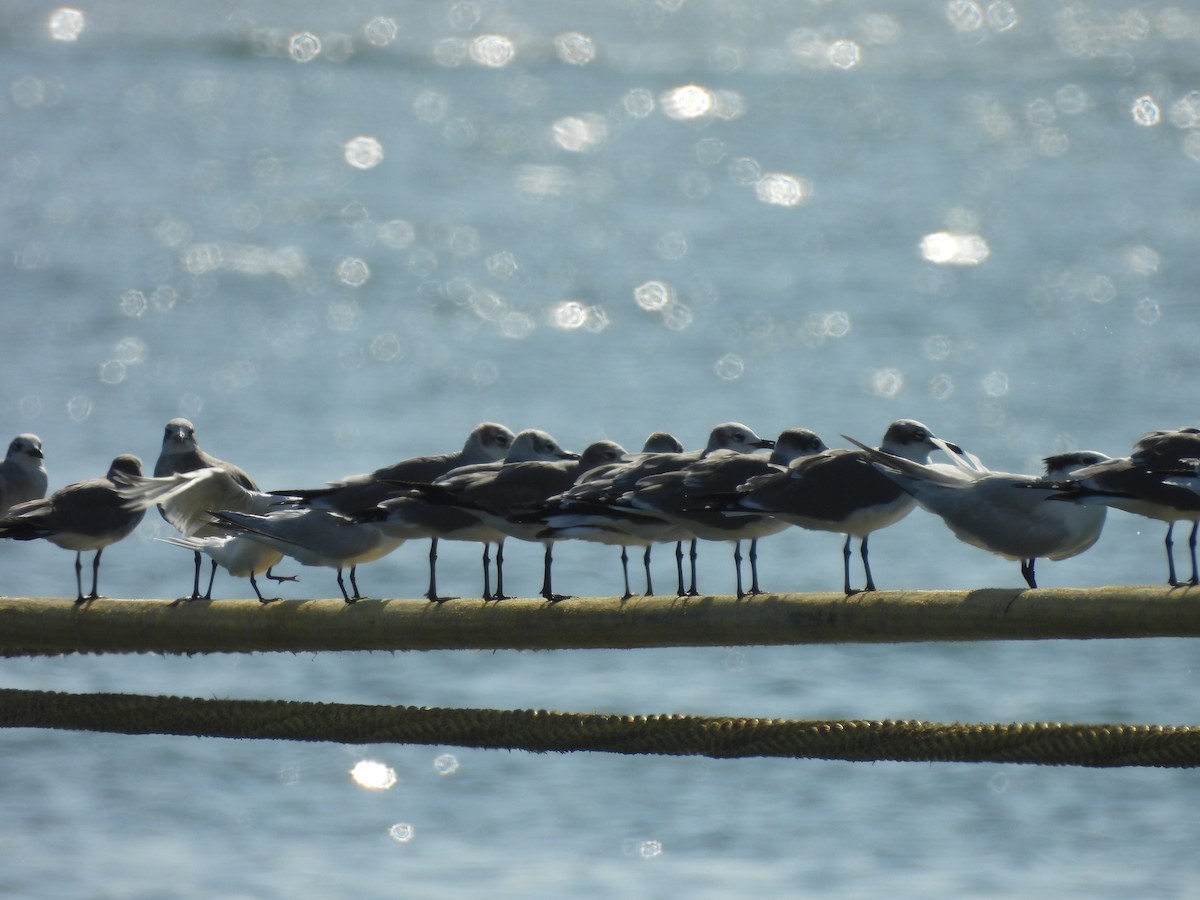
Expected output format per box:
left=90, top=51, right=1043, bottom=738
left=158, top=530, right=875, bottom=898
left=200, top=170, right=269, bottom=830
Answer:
left=3, top=1, right=1200, bottom=896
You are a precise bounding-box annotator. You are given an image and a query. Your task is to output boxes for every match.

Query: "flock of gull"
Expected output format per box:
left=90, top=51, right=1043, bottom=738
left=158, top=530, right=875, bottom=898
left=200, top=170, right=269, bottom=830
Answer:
left=0, top=417, right=1199, bottom=604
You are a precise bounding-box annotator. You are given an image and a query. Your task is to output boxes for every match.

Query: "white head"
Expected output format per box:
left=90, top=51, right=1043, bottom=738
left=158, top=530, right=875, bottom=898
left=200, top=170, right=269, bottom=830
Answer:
left=703, top=423, right=775, bottom=456
left=463, top=422, right=516, bottom=462
left=6, top=434, right=45, bottom=470
left=505, top=429, right=580, bottom=462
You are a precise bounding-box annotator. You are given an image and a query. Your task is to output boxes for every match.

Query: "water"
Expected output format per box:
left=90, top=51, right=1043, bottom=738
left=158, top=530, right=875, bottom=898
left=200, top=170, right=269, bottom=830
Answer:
left=2, top=1, right=1200, bottom=894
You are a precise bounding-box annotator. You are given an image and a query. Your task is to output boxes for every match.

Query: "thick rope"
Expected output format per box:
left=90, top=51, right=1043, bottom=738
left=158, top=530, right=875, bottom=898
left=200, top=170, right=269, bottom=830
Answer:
left=2, top=585, right=1199, bottom=656
left=0, top=688, right=1196, bottom=767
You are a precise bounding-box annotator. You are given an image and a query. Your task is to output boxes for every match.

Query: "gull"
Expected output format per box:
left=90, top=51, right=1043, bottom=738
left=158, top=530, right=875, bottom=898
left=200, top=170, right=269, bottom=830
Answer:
left=116, top=466, right=303, bottom=603
left=846, top=437, right=1109, bottom=588
left=732, top=419, right=959, bottom=595
left=1035, top=434, right=1200, bottom=586
left=208, top=504, right=405, bottom=603
left=0, top=454, right=145, bottom=603
left=154, top=418, right=290, bottom=600
left=0, top=433, right=48, bottom=517
left=351, top=428, right=580, bottom=600
left=281, top=422, right=515, bottom=601
left=403, top=440, right=626, bottom=601
left=617, top=428, right=828, bottom=598
left=532, top=432, right=689, bottom=599
left=548, top=422, right=776, bottom=596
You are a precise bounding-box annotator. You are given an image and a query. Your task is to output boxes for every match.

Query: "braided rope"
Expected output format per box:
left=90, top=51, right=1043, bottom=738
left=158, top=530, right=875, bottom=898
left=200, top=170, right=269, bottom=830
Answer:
left=2, top=688, right=1197, bottom=767
left=2, top=586, right=1200, bottom=656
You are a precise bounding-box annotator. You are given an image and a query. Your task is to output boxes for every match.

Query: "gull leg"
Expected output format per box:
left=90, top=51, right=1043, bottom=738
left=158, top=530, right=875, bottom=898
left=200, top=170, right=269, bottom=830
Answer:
left=674, top=541, right=686, bottom=596
left=336, top=567, right=354, bottom=604
left=481, top=543, right=492, bottom=600
left=643, top=546, right=654, bottom=597
left=265, top=565, right=298, bottom=584
left=202, top=557, right=217, bottom=600
left=541, top=542, right=569, bottom=603
left=860, top=535, right=877, bottom=593
left=687, top=538, right=699, bottom=596
left=250, top=573, right=281, bottom=604
left=842, top=534, right=854, bottom=595
left=1020, top=558, right=1037, bottom=590
left=748, top=538, right=764, bottom=596
left=1165, top=523, right=1180, bottom=587
left=619, top=546, right=632, bottom=601
left=87, top=548, right=103, bottom=600
left=426, top=537, right=455, bottom=602
left=348, top=566, right=366, bottom=602
left=72, top=551, right=85, bottom=604
left=1189, top=522, right=1199, bottom=586
left=733, top=541, right=745, bottom=600
left=493, top=540, right=508, bottom=601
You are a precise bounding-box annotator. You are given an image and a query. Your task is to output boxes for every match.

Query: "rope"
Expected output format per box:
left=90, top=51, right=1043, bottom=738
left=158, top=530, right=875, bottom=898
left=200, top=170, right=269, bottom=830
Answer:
left=2, top=585, right=1199, bottom=656
left=1, top=688, right=1195, bottom=767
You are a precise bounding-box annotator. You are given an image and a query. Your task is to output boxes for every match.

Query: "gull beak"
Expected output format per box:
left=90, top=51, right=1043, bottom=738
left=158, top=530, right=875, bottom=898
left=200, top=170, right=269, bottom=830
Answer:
left=755, top=438, right=776, bottom=449
left=561, top=450, right=582, bottom=461
left=29, top=447, right=44, bottom=459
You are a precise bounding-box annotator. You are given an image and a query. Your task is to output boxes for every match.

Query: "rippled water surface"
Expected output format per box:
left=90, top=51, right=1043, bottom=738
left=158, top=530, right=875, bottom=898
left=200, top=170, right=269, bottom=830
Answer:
left=2, top=2, right=1200, bottom=895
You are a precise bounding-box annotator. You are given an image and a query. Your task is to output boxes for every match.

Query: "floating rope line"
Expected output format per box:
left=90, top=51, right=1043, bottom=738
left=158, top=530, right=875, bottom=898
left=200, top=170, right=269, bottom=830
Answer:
left=1, top=688, right=1197, bottom=767
left=0, top=586, right=1198, bottom=657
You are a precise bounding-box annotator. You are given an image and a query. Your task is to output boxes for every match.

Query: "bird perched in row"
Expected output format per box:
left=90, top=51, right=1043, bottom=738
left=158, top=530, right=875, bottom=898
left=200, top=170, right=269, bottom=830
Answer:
left=154, top=418, right=290, bottom=601
left=613, top=428, right=827, bottom=598
left=0, top=455, right=146, bottom=603
left=279, top=422, right=516, bottom=601
left=0, top=434, right=48, bottom=517
left=846, top=436, right=1109, bottom=588
left=730, top=420, right=959, bottom=595
left=350, top=428, right=582, bottom=600
left=115, top=466, right=305, bottom=603
left=531, top=431, right=690, bottom=599
left=394, top=440, right=628, bottom=602
left=1035, top=426, right=1200, bottom=586
left=533, top=423, right=776, bottom=597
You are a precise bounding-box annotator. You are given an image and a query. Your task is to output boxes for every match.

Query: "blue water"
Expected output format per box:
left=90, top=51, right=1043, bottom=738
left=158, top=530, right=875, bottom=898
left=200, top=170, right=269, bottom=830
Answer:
left=2, top=1, right=1200, bottom=895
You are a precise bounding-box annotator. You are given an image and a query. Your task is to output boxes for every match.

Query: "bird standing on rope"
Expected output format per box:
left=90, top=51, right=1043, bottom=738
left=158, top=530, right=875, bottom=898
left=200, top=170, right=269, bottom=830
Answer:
left=614, top=428, right=827, bottom=598
left=154, top=418, right=292, bottom=601
left=731, top=420, right=962, bottom=595
left=1036, top=427, right=1200, bottom=586
left=116, top=466, right=305, bottom=603
left=276, top=422, right=515, bottom=602
left=533, top=423, right=776, bottom=597
left=847, top=438, right=1109, bottom=588
left=348, top=429, right=580, bottom=601
left=0, top=454, right=146, bottom=603
left=402, top=440, right=630, bottom=602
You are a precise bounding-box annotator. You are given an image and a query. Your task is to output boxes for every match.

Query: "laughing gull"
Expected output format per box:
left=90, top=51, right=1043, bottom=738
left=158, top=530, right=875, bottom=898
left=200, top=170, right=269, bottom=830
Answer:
left=617, top=428, right=828, bottom=598
left=0, top=434, right=48, bottom=517
left=0, top=454, right=145, bottom=603
left=558, top=422, right=776, bottom=596
left=277, top=422, right=516, bottom=601
left=733, top=419, right=958, bottom=595
left=403, top=440, right=624, bottom=601
left=117, top=466, right=303, bottom=603
left=532, top=432, right=689, bottom=598
left=1036, top=433, right=1200, bottom=586
left=352, top=429, right=579, bottom=600
left=848, top=438, right=1109, bottom=588
left=154, top=418, right=291, bottom=600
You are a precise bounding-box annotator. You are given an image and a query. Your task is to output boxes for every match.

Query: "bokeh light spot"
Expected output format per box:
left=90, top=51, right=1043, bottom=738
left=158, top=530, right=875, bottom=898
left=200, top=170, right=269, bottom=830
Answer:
left=350, top=760, right=397, bottom=790
left=470, top=34, right=515, bottom=67
left=288, top=32, right=322, bottom=63
left=48, top=8, right=85, bottom=42
left=754, top=173, right=807, bottom=207
left=920, top=231, right=990, bottom=265
left=343, top=136, right=384, bottom=170
left=1131, top=95, right=1160, bottom=127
